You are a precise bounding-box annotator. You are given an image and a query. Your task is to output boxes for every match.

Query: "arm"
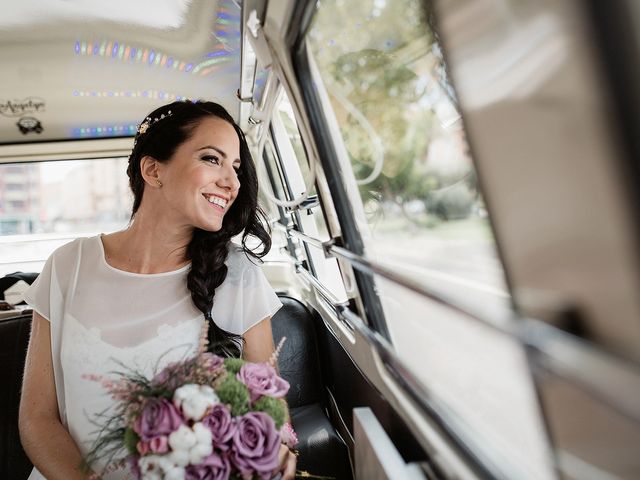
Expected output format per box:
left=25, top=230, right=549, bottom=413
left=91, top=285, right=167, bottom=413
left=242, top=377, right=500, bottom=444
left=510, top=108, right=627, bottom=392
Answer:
left=242, top=315, right=276, bottom=365
left=243, top=316, right=296, bottom=480
left=19, top=311, right=96, bottom=480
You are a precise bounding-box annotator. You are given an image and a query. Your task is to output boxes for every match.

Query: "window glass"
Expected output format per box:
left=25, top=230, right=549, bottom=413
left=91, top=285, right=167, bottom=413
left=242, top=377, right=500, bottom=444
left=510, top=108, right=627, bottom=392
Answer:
left=307, top=0, right=554, bottom=477
left=271, top=92, right=347, bottom=303
left=308, top=0, right=506, bottom=302
left=0, top=158, right=130, bottom=275
left=256, top=140, right=293, bottom=262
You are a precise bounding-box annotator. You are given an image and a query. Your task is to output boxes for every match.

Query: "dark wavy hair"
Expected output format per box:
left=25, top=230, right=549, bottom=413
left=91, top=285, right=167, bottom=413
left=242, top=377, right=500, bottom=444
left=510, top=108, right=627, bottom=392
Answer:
left=126, top=100, right=271, bottom=357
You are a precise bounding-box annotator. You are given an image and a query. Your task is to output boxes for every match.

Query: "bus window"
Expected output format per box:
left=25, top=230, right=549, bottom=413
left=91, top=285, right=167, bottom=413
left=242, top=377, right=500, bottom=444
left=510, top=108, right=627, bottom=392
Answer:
left=0, top=158, right=131, bottom=276
left=269, top=90, right=348, bottom=304
left=303, top=0, right=554, bottom=477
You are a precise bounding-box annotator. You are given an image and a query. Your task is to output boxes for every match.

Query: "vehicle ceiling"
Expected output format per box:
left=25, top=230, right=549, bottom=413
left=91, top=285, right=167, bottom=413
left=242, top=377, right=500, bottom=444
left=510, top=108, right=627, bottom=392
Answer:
left=0, top=0, right=242, bottom=145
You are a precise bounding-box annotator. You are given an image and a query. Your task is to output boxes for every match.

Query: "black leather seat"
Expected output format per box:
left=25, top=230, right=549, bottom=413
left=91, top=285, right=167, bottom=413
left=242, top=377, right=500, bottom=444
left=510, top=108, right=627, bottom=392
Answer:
left=0, top=313, right=34, bottom=480
left=272, top=295, right=353, bottom=479
left=0, top=293, right=352, bottom=479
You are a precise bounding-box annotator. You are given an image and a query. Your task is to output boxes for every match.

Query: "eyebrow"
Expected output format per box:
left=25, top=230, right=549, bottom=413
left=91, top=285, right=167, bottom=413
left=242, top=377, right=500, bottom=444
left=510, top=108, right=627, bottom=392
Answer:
left=197, top=145, right=241, bottom=164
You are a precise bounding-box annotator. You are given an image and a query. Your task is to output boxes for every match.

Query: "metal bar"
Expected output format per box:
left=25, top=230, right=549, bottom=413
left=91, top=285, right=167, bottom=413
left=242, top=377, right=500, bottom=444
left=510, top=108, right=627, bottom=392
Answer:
left=292, top=38, right=392, bottom=341
left=521, top=318, right=640, bottom=423
left=337, top=307, right=506, bottom=480
left=297, top=261, right=508, bottom=477
left=287, top=228, right=328, bottom=250
left=295, top=263, right=349, bottom=308
left=325, top=243, right=640, bottom=424
left=271, top=219, right=290, bottom=232
left=284, top=194, right=320, bottom=214
left=328, top=244, right=514, bottom=336
left=285, top=220, right=640, bottom=423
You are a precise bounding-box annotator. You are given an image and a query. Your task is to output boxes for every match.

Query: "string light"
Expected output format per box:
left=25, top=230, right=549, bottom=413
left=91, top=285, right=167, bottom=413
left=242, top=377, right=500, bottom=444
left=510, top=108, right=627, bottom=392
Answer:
left=72, top=90, right=187, bottom=101
left=72, top=124, right=138, bottom=138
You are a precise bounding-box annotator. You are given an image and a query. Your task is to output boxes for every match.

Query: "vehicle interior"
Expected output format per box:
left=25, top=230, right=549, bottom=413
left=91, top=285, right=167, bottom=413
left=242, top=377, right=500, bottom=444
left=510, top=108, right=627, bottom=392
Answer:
left=1, top=0, right=640, bottom=479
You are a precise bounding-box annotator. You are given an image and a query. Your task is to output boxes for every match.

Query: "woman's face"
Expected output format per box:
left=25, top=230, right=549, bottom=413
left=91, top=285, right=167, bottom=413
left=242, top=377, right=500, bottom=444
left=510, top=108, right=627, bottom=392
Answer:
left=157, top=116, right=242, bottom=232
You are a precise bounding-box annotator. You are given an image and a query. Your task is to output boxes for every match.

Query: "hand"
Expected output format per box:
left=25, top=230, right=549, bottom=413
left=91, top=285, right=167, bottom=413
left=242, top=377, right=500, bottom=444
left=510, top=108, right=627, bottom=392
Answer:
left=274, top=443, right=297, bottom=480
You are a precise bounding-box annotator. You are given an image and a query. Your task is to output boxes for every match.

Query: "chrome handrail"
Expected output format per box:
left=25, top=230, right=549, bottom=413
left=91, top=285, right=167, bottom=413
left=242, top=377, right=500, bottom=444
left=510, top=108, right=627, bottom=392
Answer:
left=285, top=226, right=640, bottom=423
left=327, top=244, right=513, bottom=336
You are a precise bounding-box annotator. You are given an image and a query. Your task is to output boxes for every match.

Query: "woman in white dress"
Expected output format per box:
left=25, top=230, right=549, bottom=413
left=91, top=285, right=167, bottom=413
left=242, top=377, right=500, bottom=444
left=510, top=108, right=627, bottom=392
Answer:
left=19, top=101, right=297, bottom=479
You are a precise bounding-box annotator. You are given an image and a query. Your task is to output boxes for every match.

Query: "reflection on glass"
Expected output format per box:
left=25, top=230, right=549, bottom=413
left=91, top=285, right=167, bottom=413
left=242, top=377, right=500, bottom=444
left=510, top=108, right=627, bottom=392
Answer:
left=308, top=0, right=505, bottom=297
left=307, top=1, right=554, bottom=478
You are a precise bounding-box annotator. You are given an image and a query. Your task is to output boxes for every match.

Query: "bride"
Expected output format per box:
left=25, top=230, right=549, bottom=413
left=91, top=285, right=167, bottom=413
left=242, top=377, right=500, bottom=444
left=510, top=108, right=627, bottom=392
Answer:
left=19, top=100, right=297, bottom=479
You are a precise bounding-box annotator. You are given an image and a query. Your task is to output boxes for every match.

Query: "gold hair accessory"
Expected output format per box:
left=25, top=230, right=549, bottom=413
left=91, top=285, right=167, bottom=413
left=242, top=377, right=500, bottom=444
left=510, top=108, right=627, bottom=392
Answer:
left=136, top=110, right=173, bottom=137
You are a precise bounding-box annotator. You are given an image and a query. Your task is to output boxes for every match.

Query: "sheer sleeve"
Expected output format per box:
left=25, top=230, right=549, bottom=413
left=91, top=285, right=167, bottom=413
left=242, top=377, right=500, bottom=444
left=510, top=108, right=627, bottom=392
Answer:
left=23, top=253, right=55, bottom=322
left=211, top=250, right=283, bottom=335
left=23, top=238, right=80, bottom=325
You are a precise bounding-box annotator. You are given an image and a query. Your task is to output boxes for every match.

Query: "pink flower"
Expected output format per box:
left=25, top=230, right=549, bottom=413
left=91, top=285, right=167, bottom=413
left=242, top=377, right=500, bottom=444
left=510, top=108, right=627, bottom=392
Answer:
left=280, top=422, right=298, bottom=449
left=133, top=398, right=184, bottom=441
left=236, top=363, right=289, bottom=403
left=202, top=403, right=236, bottom=451
left=201, top=352, right=224, bottom=372
left=136, top=441, right=150, bottom=456
left=230, top=412, right=280, bottom=479
left=149, top=435, right=169, bottom=454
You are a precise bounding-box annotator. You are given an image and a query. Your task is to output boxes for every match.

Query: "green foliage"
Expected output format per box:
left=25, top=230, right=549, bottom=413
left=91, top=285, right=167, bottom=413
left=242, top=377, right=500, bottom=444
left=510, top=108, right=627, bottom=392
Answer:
left=252, top=396, right=287, bottom=429
left=217, top=376, right=249, bottom=416
left=426, top=182, right=475, bottom=221
left=123, top=427, right=140, bottom=455
left=307, top=0, right=482, bottom=227
left=224, top=357, right=245, bottom=374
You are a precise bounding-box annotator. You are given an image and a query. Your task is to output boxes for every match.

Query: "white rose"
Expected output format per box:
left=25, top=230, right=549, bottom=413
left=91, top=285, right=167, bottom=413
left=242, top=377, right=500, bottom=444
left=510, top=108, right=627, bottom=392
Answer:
left=173, top=384, right=219, bottom=421
left=169, top=424, right=197, bottom=451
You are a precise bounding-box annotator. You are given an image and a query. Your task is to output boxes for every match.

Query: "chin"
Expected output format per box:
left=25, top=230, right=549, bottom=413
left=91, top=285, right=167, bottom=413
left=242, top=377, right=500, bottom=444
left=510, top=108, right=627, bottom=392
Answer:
left=199, top=223, right=224, bottom=233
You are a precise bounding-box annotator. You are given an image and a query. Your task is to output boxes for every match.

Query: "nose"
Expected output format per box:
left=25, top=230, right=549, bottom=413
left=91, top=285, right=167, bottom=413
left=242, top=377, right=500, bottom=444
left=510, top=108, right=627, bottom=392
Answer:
left=217, top=163, right=240, bottom=192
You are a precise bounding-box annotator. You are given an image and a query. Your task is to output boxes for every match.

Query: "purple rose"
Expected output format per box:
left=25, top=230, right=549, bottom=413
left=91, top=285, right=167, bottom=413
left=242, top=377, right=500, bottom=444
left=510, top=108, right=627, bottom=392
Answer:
left=133, top=398, right=184, bottom=441
left=201, top=352, right=224, bottom=372
left=230, top=412, right=280, bottom=479
left=185, top=452, right=231, bottom=480
left=202, top=403, right=236, bottom=451
left=236, top=363, right=290, bottom=403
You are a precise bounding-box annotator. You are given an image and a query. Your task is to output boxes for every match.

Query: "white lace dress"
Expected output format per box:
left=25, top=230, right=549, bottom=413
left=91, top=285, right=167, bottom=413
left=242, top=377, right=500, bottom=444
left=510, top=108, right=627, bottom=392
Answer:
left=23, top=235, right=282, bottom=480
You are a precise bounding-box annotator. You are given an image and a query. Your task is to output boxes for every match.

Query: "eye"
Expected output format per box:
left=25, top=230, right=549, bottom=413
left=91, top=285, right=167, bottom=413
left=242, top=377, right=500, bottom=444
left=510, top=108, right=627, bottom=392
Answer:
left=202, top=155, right=220, bottom=165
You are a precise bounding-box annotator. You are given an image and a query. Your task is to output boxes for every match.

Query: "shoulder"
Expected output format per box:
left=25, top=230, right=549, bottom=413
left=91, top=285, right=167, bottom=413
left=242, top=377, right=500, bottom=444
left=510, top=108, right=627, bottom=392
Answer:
left=225, top=243, right=262, bottom=271
left=222, top=243, right=265, bottom=287
left=46, top=236, right=98, bottom=274
left=49, top=236, right=87, bottom=264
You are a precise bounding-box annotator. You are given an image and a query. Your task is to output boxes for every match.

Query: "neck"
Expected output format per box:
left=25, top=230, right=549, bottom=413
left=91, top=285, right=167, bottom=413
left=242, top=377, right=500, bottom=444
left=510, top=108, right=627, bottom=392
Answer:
left=105, top=209, right=193, bottom=274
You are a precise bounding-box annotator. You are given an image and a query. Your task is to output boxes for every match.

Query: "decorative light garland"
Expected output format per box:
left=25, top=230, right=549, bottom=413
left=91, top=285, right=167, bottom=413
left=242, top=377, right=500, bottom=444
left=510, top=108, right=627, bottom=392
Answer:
left=72, top=90, right=187, bottom=100
left=71, top=124, right=138, bottom=138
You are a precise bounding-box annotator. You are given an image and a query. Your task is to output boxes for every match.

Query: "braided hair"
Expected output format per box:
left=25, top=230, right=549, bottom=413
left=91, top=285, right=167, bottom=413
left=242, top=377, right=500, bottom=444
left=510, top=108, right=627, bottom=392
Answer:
left=126, top=100, right=271, bottom=357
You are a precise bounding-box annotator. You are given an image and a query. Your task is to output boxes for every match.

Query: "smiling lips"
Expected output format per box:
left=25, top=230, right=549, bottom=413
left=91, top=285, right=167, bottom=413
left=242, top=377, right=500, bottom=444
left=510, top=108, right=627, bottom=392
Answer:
left=202, top=194, right=228, bottom=211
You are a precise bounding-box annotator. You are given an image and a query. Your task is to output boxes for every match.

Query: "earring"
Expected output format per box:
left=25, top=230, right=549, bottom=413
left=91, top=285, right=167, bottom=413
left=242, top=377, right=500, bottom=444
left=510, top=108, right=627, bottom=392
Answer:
left=157, top=180, right=163, bottom=187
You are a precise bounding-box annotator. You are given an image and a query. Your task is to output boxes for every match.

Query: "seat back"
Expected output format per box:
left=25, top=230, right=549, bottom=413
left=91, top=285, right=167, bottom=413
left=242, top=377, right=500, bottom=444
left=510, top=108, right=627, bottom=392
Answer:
left=0, top=314, right=33, bottom=480
left=271, top=295, right=324, bottom=409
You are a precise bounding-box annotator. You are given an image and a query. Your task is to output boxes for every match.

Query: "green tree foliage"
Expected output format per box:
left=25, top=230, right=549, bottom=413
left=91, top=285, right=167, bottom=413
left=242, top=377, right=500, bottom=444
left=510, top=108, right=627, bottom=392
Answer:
left=310, top=0, right=478, bottom=225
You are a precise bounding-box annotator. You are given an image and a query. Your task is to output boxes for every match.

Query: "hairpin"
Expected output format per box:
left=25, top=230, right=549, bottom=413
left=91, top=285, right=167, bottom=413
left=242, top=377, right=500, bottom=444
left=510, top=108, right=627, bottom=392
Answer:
left=136, top=110, right=173, bottom=136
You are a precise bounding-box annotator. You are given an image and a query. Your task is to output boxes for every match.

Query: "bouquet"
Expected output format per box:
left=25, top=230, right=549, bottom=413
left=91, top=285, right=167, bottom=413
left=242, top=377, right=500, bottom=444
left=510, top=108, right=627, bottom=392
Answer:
left=83, top=323, right=298, bottom=480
